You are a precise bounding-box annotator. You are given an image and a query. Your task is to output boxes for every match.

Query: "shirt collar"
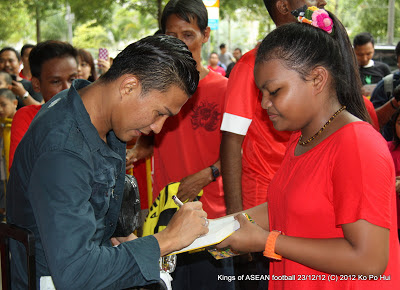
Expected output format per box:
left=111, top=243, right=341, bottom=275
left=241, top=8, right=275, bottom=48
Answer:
left=67, top=80, right=125, bottom=159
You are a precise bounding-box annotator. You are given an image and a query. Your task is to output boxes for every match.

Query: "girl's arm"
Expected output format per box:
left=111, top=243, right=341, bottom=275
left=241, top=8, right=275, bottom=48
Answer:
left=221, top=216, right=389, bottom=275
left=275, top=219, right=389, bottom=275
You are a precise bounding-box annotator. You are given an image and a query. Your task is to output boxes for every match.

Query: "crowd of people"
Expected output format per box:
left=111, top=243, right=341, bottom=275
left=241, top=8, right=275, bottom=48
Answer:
left=1, top=0, right=399, bottom=289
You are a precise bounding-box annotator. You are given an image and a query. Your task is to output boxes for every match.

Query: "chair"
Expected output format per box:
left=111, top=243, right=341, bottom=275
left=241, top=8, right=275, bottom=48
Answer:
left=0, top=223, right=36, bottom=290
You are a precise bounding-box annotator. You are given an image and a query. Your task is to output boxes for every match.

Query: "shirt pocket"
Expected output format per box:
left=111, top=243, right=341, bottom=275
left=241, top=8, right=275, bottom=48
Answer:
left=90, top=168, right=116, bottom=218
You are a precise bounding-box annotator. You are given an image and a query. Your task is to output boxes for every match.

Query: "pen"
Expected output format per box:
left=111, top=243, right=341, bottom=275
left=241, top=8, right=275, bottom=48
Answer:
left=172, top=195, right=184, bottom=207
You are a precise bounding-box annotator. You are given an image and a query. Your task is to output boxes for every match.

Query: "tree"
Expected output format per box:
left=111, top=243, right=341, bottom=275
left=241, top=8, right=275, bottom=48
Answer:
left=126, top=0, right=167, bottom=29
left=0, top=2, right=33, bottom=46
left=72, top=20, right=113, bottom=49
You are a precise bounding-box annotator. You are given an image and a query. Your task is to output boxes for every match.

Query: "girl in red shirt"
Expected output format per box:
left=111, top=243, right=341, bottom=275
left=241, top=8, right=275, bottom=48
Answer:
left=220, top=7, right=399, bottom=289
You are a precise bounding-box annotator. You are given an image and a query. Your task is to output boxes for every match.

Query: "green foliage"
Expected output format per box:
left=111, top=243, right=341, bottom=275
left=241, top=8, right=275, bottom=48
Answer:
left=41, top=11, right=69, bottom=41
left=2, top=0, right=399, bottom=50
left=73, top=20, right=112, bottom=49
left=219, top=0, right=265, bottom=19
left=69, top=0, right=118, bottom=26
left=109, top=7, right=158, bottom=44
left=0, top=1, right=35, bottom=45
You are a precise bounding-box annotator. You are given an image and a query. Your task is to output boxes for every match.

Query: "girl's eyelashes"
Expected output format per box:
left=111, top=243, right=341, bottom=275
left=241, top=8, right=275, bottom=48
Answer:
left=269, top=88, right=280, bottom=96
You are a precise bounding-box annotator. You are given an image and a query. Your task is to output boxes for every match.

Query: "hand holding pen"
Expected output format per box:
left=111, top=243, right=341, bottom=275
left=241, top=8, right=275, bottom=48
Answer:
left=154, top=196, right=209, bottom=256
left=173, top=195, right=209, bottom=227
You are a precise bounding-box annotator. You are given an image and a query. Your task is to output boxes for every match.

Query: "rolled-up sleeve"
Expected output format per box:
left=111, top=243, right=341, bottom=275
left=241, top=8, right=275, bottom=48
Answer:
left=29, top=151, right=160, bottom=289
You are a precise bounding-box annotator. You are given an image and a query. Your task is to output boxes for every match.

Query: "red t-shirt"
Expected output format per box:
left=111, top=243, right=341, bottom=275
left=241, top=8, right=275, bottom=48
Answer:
left=363, top=96, right=379, bottom=131
left=268, top=122, right=400, bottom=289
left=19, top=70, right=31, bottom=81
left=220, top=48, right=291, bottom=209
left=153, top=70, right=227, bottom=219
left=9, top=105, right=41, bottom=170
left=388, top=141, right=400, bottom=230
left=207, top=65, right=226, bottom=77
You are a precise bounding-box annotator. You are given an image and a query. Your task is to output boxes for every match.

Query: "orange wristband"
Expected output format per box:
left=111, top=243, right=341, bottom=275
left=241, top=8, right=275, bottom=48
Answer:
left=263, top=230, right=283, bottom=261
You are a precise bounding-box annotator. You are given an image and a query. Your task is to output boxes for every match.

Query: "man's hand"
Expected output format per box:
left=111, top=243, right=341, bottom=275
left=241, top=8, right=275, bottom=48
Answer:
left=177, top=168, right=212, bottom=202
left=11, top=80, right=27, bottom=98
left=154, top=201, right=208, bottom=256
left=126, top=135, right=154, bottom=169
left=110, top=233, right=138, bottom=246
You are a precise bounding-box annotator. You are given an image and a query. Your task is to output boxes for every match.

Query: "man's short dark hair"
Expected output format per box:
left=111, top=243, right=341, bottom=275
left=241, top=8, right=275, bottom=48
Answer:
left=353, top=32, right=375, bottom=48
left=21, top=44, right=35, bottom=58
left=161, top=0, right=208, bottom=34
left=219, top=43, right=226, bottom=49
left=234, top=48, right=242, bottom=53
left=396, top=41, right=400, bottom=58
left=100, top=35, right=199, bottom=97
left=0, top=88, right=16, bottom=101
left=29, top=40, right=78, bottom=79
left=0, top=47, right=21, bottom=62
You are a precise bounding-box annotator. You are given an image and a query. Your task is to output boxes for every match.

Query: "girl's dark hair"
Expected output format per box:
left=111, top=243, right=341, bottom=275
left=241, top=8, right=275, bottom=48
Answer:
left=391, top=109, right=400, bottom=149
left=78, top=49, right=97, bottom=82
left=255, top=11, right=370, bottom=123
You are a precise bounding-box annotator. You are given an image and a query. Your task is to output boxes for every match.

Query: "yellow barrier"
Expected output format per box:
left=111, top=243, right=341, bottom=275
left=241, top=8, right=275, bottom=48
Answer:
left=0, top=118, right=12, bottom=181
left=146, top=157, right=153, bottom=209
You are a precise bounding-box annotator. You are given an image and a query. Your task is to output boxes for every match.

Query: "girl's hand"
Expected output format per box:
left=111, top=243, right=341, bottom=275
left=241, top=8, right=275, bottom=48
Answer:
left=216, top=213, right=269, bottom=253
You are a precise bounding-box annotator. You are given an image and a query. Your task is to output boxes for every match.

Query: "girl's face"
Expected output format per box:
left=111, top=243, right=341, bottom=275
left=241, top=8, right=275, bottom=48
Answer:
left=254, top=59, right=317, bottom=132
left=77, top=57, right=92, bottom=80
left=0, top=95, right=17, bottom=119
left=395, top=114, right=400, bottom=140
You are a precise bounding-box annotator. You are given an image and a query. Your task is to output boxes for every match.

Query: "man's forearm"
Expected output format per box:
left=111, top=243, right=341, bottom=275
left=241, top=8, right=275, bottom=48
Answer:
left=375, top=98, right=399, bottom=128
left=220, top=131, right=245, bottom=214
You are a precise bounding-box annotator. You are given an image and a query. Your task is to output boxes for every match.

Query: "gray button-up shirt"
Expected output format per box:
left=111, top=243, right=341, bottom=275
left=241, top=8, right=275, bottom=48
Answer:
left=7, top=79, right=160, bottom=289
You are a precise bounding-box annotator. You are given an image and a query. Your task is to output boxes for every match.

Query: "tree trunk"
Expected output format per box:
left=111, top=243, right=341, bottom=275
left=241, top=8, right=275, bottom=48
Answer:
left=387, top=0, right=395, bottom=45
left=157, top=0, right=162, bottom=29
left=36, top=4, right=41, bottom=43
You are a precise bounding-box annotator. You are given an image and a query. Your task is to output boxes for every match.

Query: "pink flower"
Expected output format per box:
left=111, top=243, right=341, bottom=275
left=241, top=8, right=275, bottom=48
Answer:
left=311, top=10, right=333, bottom=34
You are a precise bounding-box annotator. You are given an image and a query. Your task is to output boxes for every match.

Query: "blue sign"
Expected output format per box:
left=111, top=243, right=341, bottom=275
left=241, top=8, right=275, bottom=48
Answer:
left=209, top=19, right=219, bottom=30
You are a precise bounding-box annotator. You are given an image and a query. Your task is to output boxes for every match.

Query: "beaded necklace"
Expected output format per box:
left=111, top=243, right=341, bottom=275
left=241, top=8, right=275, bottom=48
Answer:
left=298, top=106, right=346, bottom=146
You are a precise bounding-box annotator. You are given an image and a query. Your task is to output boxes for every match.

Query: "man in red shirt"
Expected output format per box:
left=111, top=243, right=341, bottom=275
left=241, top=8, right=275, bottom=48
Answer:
left=126, top=0, right=232, bottom=289
left=221, top=0, right=328, bottom=214
left=9, top=41, right=78, bottom=169
left=207, top=52, right=226, bottom=77
left=220, top=1, right=327, bottom=289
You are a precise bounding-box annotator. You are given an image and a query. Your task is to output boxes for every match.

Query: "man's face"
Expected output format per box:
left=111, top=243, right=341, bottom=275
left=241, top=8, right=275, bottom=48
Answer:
left=0, top=50, right=21, bottom=75
left=165, top=14, right=209, bottom=66
left=354, top=42, right=374, bottom=67
left=397, top=55, right=400, bottom=70
left=209, top=54, right=219, bottom=66
left=233, top=49, right=242, bottom=61
left=32, top=56, right=78, bottom=102
left=113, top=84, right=188, bottom=142
left=21, top=48, right=32, bottom=69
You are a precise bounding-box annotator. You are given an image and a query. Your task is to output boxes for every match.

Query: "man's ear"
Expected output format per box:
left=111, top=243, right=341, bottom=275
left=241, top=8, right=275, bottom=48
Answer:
left=276, top=0, right=290, bottom=16
left=13, top=99, right=18, bottom=107
left=31, top=77, right=41, bottom=93
left=310, top=66, right=329, bottom=95
left=202, top=27, right=211, bottom=44
left=119, top=75, right=140, bottom=99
